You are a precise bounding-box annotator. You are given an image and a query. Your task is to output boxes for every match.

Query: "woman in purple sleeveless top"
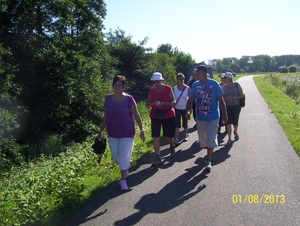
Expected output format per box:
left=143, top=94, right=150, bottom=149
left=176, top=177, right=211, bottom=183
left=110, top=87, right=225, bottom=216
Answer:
left=98, top=75, right=146, bottom=191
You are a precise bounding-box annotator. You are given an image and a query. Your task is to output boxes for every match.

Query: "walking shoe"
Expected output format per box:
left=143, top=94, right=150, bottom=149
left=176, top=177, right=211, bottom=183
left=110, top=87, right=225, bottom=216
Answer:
left=205, top=160, right=212, bottom=169
left=119, top=180, right=128, bottom=191
left=183, top=135, right=189, bottom=141
left=174, top=139, right=179, bottom=146
left=170, top=146, right=175, bottom=157
left=204, top=155, right=215, bottom=163
left=152, top=155, right=162, bottom=166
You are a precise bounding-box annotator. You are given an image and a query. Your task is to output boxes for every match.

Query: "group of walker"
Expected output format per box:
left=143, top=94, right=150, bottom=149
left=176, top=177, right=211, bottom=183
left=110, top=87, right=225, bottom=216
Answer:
left=98, top=65, right=244, bottom=190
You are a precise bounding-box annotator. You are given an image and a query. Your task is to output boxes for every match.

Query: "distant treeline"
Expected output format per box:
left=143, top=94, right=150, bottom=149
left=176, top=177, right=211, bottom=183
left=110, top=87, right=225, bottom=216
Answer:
left=209, top=55, right=300, bottom=74
left=0, top=1, right=197, bottom=172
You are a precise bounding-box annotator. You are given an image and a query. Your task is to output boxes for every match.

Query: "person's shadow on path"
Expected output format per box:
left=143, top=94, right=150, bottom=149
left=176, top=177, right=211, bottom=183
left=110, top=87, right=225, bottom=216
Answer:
left=127, top=140, right=202, bottom=188
left=114, top=163, right=208, bottom=225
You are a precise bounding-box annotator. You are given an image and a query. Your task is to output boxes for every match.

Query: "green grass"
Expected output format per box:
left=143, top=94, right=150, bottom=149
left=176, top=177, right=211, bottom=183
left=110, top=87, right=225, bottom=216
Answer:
left=254, top=74, right=300, bottom=156
left=0, top=101, right=154, bottom=226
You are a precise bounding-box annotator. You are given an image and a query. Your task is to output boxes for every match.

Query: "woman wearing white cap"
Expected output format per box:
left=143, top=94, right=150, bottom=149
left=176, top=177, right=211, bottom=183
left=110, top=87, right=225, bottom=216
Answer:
left=146, top=72, right=176, bottom=166
left=222, top=72, right=244, bottom=145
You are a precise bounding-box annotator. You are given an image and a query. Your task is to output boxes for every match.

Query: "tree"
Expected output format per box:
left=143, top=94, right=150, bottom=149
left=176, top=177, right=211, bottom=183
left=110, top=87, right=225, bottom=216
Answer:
left=157, top=43, right=178, bottom=57
left=172, top=51, right=196, bottom=74
left=0, top=0, right=109, bottom=158
left=106, top=28, right=155, bottom=101
left=250, top=57, right=265, bottom=72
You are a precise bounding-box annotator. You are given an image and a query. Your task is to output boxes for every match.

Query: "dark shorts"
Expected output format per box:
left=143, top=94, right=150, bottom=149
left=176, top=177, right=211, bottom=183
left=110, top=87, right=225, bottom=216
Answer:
left=226, top=105, right=241, bottom=125
left=151, top=117, right=175, bottom=138
left=175, top=109, right=188, bottom=128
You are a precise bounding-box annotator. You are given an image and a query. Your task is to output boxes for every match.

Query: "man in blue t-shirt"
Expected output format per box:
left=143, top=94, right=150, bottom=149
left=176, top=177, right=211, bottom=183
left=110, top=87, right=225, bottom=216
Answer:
left=185, top=65, right=228, bottom=169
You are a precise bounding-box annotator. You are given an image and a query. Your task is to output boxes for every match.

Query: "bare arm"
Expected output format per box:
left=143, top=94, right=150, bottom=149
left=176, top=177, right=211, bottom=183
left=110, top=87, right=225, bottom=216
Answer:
left=131, top=106, right=146, bottom=142
left=185, top=97, right=194, bottom=120
left=146, top=92, right=159, bottom=108
left=236, top=83, right=244, bottom=99
left=218, top=96, right=228, bottom=125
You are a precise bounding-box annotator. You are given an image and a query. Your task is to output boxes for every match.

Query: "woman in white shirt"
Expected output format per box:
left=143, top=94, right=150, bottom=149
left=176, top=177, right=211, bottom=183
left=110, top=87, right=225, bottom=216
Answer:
left=174, top=73, right=191, bottom=145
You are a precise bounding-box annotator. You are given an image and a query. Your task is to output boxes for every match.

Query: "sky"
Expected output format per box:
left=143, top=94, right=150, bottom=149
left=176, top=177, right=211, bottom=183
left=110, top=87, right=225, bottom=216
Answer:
left=103, top=0, right=300, bottom=64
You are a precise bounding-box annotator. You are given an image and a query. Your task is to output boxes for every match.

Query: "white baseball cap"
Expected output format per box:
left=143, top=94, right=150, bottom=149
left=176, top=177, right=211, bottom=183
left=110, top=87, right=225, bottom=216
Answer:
left=224, top=72, right=233, bottom=79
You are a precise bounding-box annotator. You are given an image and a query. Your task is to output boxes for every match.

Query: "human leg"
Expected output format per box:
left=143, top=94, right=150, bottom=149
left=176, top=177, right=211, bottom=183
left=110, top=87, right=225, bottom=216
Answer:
left=163, top=117, right=176, bottom=156
left=205, top=119, right=219, bottom=169
left=153, top=137, right=160, bottom=155
left=174, top=109, right=181, bottom=144
left=226, top=124, right=233, bottom=145
left=108, top=137, right=120, bottom=165
left=118, top=138, right=134, bottom=180
left=197, top=120, right=208, bottom=149
left=232, top=105, right=241, bottom=141
left=174, top=128, right=180, bottom=145
left=181, top=110, right=188, bottom=140
left=226, top=106, right=234, bottom=145
left=151, top=118, right=162, bottom=165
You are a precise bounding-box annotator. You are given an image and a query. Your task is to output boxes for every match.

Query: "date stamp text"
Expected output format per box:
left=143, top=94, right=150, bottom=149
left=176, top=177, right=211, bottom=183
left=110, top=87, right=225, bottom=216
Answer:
left=232, top=195, right=285, bottom=204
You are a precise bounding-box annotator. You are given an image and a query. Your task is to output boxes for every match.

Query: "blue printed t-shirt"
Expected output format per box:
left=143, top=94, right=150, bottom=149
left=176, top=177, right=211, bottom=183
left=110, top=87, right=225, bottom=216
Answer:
left=190, top=79, right=223, bottom=121
left=104, top=94, right=137, bottom=138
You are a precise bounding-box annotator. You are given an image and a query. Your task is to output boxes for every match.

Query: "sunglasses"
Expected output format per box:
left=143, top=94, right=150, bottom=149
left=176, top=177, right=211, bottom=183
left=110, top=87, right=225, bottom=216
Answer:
left=153, top=80, right=160, bottom=83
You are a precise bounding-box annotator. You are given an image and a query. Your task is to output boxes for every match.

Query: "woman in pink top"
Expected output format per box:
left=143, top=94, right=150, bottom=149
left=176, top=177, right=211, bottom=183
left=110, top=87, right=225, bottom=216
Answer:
left=98, top=75, right=146, bottom=191
left=146, top=72, right=176, bottom=166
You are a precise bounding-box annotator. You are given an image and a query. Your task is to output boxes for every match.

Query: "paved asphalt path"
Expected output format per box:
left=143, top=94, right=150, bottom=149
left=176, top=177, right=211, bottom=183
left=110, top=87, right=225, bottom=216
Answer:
left=67, top=76, right=300, bottom=226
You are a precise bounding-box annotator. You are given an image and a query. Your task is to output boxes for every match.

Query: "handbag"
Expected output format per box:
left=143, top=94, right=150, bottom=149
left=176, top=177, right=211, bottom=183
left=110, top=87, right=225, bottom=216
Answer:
left=92, top=137, right=106, bottom=163
left=235, top=83, right=245, bottom=108
left=239, top=94, right=245, bottom=107
left=152, top=108, right=171, bottom=118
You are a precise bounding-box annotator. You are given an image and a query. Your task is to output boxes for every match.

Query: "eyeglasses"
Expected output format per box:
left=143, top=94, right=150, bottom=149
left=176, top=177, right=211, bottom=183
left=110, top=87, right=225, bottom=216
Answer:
left=153, top=80, right=160, bottom=83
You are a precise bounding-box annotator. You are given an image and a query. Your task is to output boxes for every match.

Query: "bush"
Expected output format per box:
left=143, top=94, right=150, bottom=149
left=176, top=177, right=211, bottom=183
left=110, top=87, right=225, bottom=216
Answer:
left=286, top=78, right=300, bottom=99
left=265, top=73, right=281, bottom=86
left=279, top=66, right=288, bottom=73
left=288, top=64, right=298, bottom=73
left=0, top=108, right=26, bottom=174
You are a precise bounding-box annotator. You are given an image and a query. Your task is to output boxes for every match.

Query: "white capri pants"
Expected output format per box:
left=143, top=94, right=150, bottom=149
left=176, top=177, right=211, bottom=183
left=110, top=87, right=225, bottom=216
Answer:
left=108, top=137, right=134, bottom=170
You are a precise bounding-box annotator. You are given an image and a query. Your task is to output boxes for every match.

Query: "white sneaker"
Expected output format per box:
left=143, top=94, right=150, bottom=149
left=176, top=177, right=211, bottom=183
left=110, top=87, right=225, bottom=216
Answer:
left=119, top=180, right=128, bottom=190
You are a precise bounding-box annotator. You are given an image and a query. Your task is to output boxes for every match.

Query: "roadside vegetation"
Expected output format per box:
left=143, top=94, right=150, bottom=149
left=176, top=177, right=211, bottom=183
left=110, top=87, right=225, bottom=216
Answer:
left=0, top=101, right=155, bottom=226
left=254, top=73, right=300, bottom=156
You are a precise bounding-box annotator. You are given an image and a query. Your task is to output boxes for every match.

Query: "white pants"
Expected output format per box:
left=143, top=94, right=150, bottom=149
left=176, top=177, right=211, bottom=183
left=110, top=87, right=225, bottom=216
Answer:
left=108, top=137, right=134, bottom=170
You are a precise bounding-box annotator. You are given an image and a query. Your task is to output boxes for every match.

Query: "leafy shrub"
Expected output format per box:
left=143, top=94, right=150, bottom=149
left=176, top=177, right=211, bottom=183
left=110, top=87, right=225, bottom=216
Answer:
left=285, top=78, right=300, bottom=99
left=288, top=64, right=298, bottom=73
left=0, top=141, right=97, bottom=225
left=27, top=134, right=66, bottom=159
left=265, top=73, right=281, bottom=86
left=0, top=108, right=26, bottom=174
left=279, top=66, right=288, bottom=73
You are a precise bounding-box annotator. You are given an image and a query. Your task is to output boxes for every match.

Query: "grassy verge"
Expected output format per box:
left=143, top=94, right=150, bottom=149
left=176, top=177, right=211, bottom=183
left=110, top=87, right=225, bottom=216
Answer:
left=0, top=101, right=154, bottom=226
left=253, top=74, right=300, bottom=156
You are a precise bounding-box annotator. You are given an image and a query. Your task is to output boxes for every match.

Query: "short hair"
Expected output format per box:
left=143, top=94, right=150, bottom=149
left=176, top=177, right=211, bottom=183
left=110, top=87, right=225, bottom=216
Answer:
left=177, top=73, right=185, bottom=80
left=113, top=75, right=126, bottom=88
